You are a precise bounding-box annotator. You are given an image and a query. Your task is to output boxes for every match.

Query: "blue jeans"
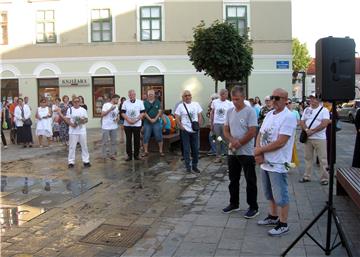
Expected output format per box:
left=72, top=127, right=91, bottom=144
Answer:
left=143, top=121, right=163, bottom=144
left=261, top=169, right=289, bottom=207
left=181, top=130, right=199, bottom=169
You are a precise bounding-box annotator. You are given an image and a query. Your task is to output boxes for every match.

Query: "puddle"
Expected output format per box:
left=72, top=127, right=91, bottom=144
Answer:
left=0, top=205, right=45, bottom=231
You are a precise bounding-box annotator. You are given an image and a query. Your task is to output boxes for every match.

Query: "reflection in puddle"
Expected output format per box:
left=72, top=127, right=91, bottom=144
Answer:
left=0, top=205, right=45, bottom=231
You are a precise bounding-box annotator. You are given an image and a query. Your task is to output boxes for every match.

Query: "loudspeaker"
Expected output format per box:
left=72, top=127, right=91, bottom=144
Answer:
left=315, top=37, right=355, bottom=101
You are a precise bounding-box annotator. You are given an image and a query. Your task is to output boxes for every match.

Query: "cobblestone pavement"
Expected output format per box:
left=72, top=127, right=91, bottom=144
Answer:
left=0, top=122, right=359, bottom=257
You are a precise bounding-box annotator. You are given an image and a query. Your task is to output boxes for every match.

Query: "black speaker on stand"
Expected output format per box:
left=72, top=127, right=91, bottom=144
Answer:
left=282, top=37, right=356, bottom=257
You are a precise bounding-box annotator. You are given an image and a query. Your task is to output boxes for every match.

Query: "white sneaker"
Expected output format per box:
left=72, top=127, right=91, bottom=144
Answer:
left=268, top=223, right=289, bottom=236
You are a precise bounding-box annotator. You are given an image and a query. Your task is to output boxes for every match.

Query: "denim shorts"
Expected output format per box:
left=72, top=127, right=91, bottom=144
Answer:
left=143, top=121, right=163, bottom=144
left=261, top=169, right=289, bottom=207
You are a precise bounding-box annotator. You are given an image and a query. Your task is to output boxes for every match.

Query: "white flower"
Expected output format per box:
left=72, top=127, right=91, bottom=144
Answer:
left=288, top=162, right=297, bottom=169
left=217, top=136, right=223, bottom=142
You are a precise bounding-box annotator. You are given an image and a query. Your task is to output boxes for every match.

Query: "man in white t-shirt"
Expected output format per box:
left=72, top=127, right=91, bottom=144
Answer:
left=101, top=94, right=120, bottom=160
left=175, top=90, right=203, bottom=173
left=121, top=90, right=145, bottom=161
left=299, top=94, right=330, bottom=185
left=255, top=88, right=297, bottom=236
left=56, top=97, right=90, bottom=168
left=210, top=88, right=233, bottom=163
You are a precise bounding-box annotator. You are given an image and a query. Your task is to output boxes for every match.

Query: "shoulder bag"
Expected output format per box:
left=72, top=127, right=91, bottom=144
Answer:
left=299, top=107, right=323, bottom=143
left=183, top=103, right=199, bottom=132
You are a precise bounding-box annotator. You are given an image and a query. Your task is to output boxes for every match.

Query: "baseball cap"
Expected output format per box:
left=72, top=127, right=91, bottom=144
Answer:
left=308, top=93, right=316, bottom=98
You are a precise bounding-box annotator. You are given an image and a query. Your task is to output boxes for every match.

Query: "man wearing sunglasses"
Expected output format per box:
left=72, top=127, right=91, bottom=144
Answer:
left=255, top=88, right=297, bottom=236
left=175, top=90, right=203, bottom=173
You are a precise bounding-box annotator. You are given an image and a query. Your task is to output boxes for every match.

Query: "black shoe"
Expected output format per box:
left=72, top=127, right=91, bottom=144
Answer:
left=83, top=162, right=91, bottom=168
left=192, top=167, right=200, bottom=173
left=222, top=205, right=240, bottom=214
left=186, top=167, right=191, bottom=173
left=125, top=156, right=132, bottom=161
left=244, top=208, right=259, bottom=219
left=134, top=156, right=141, bottom=160
left=68, top=163, right=74, bottom=169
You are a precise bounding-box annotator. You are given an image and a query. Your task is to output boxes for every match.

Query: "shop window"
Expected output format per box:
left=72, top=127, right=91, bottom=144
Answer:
left=141, top=75, right=164, bottom=109
left=37, top=78, right=59, bottom=104
left=93, top=76, right=115, bottom=117
left=1, top=79, right=19, bottom=103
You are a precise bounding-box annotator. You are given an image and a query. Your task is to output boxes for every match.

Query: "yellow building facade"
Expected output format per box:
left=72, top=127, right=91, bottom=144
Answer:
left=1, top=0, right=292, bottom=127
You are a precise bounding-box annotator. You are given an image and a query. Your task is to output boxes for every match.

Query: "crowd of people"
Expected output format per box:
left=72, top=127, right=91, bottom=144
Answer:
left=1, top=87, right=360, bottom=237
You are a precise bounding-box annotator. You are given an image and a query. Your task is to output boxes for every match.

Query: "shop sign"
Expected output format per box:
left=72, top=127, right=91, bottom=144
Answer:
left=59, top=78, right=90, bottom=87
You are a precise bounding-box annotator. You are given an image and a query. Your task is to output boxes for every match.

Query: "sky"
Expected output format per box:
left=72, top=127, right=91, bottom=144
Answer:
left=292, top=0, right=360, bottom=57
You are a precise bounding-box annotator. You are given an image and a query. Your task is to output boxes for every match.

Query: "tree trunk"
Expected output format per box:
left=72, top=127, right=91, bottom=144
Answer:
left=215, top=80, right=218, bottom=93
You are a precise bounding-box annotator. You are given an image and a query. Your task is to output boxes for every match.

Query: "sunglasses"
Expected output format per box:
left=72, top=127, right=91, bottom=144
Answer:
left=184, top=94, right=192, bottom=97
left=270, top=95, right=284, bottom=101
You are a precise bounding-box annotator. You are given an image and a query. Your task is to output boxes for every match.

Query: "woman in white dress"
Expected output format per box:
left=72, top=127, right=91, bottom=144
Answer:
left=36, top=98, right=52, bottom=147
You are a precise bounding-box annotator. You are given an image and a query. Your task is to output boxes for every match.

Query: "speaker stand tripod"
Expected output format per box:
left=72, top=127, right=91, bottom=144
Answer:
left=281, top=102, right=353, bottom=257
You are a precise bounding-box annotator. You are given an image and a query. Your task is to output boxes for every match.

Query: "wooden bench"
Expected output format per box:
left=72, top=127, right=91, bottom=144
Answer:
left=336, top=167, right=360, bottom=209
left=148, top=133, right=180, bottom=153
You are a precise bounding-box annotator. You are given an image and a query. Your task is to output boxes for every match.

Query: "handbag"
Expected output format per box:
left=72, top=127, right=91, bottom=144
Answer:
left=183, top=103, right=200, bottom=132
left=299, top=107, right=323, bottom=143
left=23, top=118, right=32, bottom=126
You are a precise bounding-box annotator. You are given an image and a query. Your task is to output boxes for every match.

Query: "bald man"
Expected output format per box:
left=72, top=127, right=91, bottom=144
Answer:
left=254, top=88, right=297, bottom=237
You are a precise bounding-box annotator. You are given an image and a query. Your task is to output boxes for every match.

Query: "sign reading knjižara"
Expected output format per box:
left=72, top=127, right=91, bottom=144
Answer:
left=59, top=78, right=90, bottom=87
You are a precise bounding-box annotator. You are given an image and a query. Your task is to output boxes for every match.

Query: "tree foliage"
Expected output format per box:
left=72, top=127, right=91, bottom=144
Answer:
left=187, top=20, right=253, bottom=92
left=292, top=38, right=311, bottom=75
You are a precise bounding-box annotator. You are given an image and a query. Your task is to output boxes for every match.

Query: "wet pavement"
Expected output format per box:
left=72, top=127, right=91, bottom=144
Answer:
left=0, top=122, right=359, bottom=257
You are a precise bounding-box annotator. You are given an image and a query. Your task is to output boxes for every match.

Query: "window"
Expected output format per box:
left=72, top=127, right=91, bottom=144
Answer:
left=226, top=5, right=247, bottom=36
left=92, top=76, right=115, bottom=117
left=36, top=10, right=56, bottom=43
left=140, top=6, right=161, bottom=41
left=91, top=9, right=112, bottom=42
left=0, top=11, right=8, bottom=45
left=141, top=75, right=164, bottom=109
left=38, top=78, right=59, bottom=104
left=1, top=79, right=19, bottom=102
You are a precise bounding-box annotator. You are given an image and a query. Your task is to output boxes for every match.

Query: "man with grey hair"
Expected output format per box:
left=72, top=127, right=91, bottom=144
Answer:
left=175, top=90, right=203, bottom=173
left=255, top=88, right=297, bottom=236
left=210, top=88, right=233, bottom=163
left=121, top=90, right=145, bottom=161
left=223, top=86, right=259, bottom=218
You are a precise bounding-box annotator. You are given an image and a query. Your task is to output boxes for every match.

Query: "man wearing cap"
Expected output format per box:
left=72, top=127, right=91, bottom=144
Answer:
left=258, top=96, right=273, bottom=127
left=299, top=94, right=330, bottom=185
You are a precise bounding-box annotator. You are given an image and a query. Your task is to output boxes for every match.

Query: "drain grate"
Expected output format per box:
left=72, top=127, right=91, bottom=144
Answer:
left=80, top=224, right=147, bottom=248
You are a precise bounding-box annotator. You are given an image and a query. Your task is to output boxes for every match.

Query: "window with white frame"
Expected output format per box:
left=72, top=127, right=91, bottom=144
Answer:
left=225, top=5, right=247, bottom=36
left=0, top=11, right=8, bottom=45
left=36, top=10, right=56, bottom=43
left=140, top=6, right=161, bottom=41
left=91, top=9, right=112, bottom=42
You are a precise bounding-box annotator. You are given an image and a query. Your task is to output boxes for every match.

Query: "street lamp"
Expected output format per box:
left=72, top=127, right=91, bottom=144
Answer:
left=298, top=71, right=306, bottom=102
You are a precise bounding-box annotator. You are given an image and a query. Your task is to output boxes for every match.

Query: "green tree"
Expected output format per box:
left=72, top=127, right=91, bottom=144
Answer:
left=292, top=38, right=311, bottom=78
left=187, top=20, right=253, bottom=93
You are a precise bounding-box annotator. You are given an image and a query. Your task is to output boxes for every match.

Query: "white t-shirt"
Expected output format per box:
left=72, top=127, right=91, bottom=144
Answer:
left=121, top=99, right=145, bottom=127
left=259, top=108, right=297, bottom=173
left=301, top=105, right=330, bottom=140
left=211, top=99, right=233, bottom=124
left=102, top=102, right=119, bottom=130
left=66, top=107, right=88, bottom=135
left=175, top=101, right=203, bottom=133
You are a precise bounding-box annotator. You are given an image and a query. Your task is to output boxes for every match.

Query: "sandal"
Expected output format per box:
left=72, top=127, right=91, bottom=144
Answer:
left=299, top=178, right=311, bottom=183
left=320, top=180, right=329, bottom=186
left=160, top=152, right=165, bottom=157
left=141, top=152, right=149, bottom=157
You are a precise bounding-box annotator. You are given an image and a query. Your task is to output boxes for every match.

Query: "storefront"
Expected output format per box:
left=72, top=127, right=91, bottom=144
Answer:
left=92, top=76, right=115, bottom=117
left=140, top=75, right=164, bottom=109
left=37, top=78, right=59, bottom=104
left=1, top=78, right=18, bottom=103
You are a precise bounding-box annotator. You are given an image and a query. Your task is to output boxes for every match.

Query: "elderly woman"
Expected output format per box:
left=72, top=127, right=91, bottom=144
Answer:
left=59, top=95, right=70, bottom=145
left=14, top=98, right=33, bottom=147
left=36, top=98, right=52, bottom=147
